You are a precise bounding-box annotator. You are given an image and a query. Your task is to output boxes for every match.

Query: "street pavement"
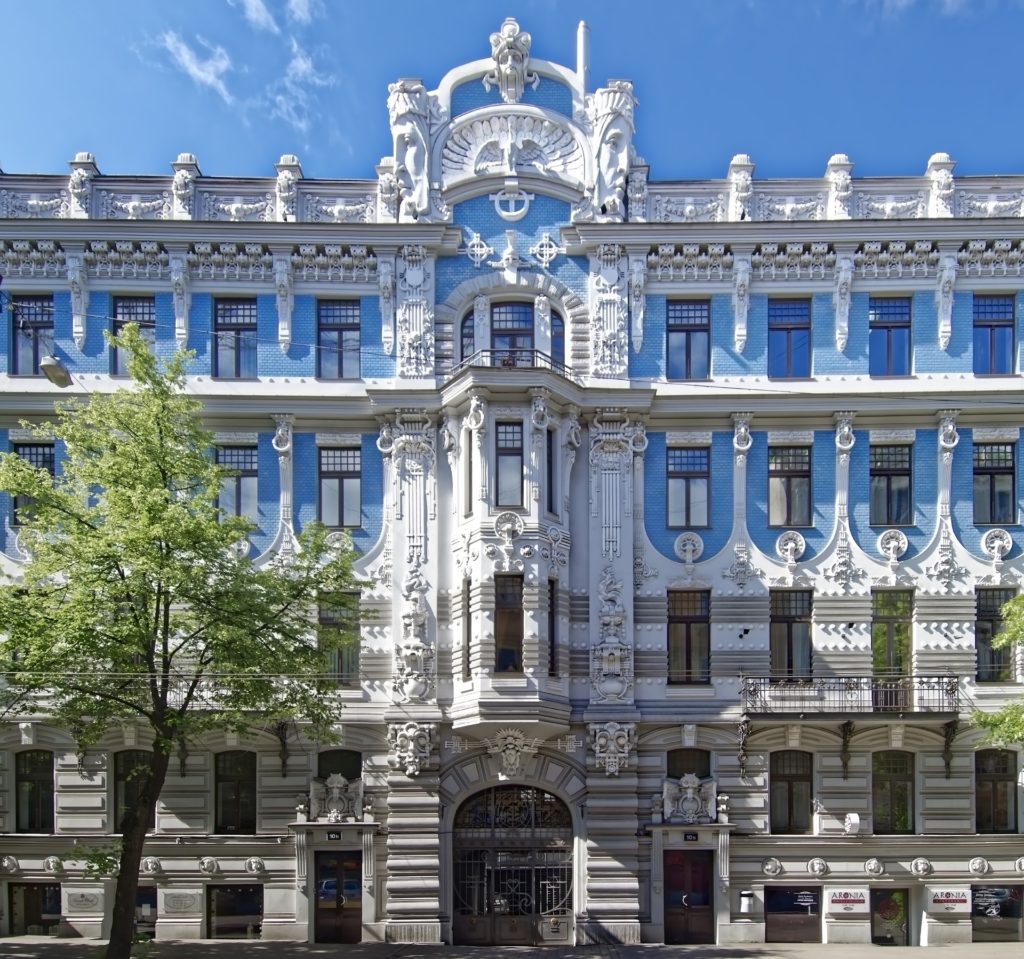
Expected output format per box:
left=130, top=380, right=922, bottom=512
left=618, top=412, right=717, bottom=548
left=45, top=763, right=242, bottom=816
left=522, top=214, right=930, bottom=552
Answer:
left=3, top=939, right=1024, bottom=959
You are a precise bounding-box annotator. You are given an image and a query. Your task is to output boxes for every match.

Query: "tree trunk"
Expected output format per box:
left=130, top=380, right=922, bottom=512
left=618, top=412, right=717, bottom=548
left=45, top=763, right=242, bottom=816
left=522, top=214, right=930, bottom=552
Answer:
left=106, top=749, right=170, bottom=959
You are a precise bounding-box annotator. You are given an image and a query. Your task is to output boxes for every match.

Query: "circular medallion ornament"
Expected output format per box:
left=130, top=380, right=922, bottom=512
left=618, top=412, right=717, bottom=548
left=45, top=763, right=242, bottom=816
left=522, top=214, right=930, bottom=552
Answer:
left=878, top=529, right=909, bottom=561
left=776, top=531, right=806, bottom=563
left=140, top=856, right=161, bottom=875
left=969, top=856, right=990, bottom=876
left=493, top=512, right=524, bottom=540
left=982, top=528, right=1012, bottom=562
left=1015, top=856, right=1024, bottom=874
left=674, top=532, right=704, bottom=564
left=864, top=858, right=884, bottom=876
left=198, top=856, right=218, bottom=875
left=0, top=855, right=18, bottom=873
left=44, top=856, right=63, bottom=874
left=244, top=857, right=266, bottom=875
left=761, top=857, right=783, bottom=877
left=807, top=857, right=828, bottom=877
left=910, top=857, right=932, bottom=877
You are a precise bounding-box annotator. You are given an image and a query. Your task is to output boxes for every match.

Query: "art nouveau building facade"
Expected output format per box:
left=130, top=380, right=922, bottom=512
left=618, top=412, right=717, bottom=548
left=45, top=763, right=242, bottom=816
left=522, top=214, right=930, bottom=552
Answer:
left=1, top=18, right=1024, bottom=948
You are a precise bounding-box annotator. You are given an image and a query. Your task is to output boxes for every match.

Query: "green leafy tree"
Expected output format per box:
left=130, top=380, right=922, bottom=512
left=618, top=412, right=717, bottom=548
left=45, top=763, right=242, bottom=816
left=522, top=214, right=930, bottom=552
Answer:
left=0, top=327, right=360, bottom=958
left=973, top=596, right=1024, bottom=743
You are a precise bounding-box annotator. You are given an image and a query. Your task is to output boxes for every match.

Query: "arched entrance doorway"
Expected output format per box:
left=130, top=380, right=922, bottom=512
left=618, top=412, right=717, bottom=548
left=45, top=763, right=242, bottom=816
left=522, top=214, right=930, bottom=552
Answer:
left=452, top=785, right=574, bottom=945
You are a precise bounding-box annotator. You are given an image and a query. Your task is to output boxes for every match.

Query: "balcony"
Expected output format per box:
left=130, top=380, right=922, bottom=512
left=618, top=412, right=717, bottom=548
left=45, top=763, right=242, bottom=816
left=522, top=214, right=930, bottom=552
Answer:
left=740, top=674, right=960, bottom=717
left=448, top=349, right=579, bottom=384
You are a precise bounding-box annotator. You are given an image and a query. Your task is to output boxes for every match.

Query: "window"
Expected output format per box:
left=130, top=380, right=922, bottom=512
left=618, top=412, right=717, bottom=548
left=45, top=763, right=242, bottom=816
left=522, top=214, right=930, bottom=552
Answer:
left=872, top=591, right=912, bottom=710
left=869, top=297, right=911, bottom=376
left=112, top=296, right=156, bottom=375
left=977, top=588, right=1015, bottom=683
left=976, top=749, right=1017, bottom=833
left=872, top=750, right=914, bottom=834
left=11, top=443, right=55, bottom=526
left=770, top=750, right=812, bottom=834
left=214, top=750, right=256, bottom=834
left=667, top=301, right=710, bottom=380
left=213, top=299, right=257, bottom=379
left=460, top=313, right=475, bottom=362
left=495, top=422, right=523, bottom=508
left=319, top=602, right=359, bottom=686
left=462, top=578, right=472, bottom=680
left=768, top=299, right=811, bottom=378
left=492, top=302, right=534, bottom=366
left=667, top=748, right=711, bottom=779
left=768, top=446, right=811, bottom=526
left=974, top=443, right=1015, bottom=525
left=974, top=295, right=1015, bottom=375
left=16, top=749, right=54, bottom=832
left=551, top=311, right=565, bottom=368
left=317, top=749, right=361, bottom=780
left=319, top=448, right=361, bottom=528
left=317, top=301, right=360, bottom=379
left=546, top=428, right=557, bottom=515
left=770, top=590, right=812, bottom=679
left=667, top=590, right=710, bottom=684
left=114, top=749, right=155, bottom=831
left=870, top=445, right=912, bottom=525
left=216, top=447, right=258, bottom=523
left=11, top=295, right=54, bottom=376
left=667, top=447, right=709, bottom=528
left=547, top=578, right=558, bottom=678
left=494, top=574, right=523, bottom=673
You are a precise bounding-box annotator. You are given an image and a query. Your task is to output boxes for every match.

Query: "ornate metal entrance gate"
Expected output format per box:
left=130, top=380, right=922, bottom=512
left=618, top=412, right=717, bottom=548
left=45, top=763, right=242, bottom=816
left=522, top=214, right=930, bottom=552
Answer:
left=452, top=785, right=574, bottom=945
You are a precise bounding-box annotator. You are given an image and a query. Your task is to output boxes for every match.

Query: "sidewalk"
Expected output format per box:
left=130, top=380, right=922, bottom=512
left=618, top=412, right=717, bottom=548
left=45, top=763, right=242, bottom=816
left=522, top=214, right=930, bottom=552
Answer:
left=3, top=939, right=1024, bottom=959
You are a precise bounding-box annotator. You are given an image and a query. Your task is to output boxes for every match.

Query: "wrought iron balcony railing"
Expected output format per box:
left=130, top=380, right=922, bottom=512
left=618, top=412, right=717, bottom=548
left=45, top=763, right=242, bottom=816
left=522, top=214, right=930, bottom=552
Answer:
left=449, top=349, right=579, bottom=383
left=740, top=674, right=960, bottom=715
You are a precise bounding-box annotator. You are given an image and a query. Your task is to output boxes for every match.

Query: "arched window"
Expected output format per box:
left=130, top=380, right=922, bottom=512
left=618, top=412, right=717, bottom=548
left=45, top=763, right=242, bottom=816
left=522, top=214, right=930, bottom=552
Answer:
left=551, top=312, right=565, bottom=368
left=317, top=749, right=362, bottom=780
left=667, top=748, right=711, bottom=779
left=770, top=750, right=812, bottom=834
left=16, top=749, right=54, bottom=833
left=872, top=750, right=914, bottom=834
left=976, top=749, right=1018, bottom=833
left=115, top=749, right=155, bottom=831
left=215, top=750, right=257, bottom=834
left=461, top=314, right=476, bottom=362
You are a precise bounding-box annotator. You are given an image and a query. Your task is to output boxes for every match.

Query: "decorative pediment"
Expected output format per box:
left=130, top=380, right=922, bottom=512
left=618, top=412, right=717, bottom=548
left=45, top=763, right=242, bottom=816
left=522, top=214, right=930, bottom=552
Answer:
left=440, top=111, right=586, bottom=188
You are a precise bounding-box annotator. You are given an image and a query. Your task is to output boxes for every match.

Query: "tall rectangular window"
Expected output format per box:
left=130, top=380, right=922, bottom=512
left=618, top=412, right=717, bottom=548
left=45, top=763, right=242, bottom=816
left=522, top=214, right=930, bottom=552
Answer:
left=869, top=297, right=911, bottom=377
left=974, top=295, right=1015, bottom=375
left=319, top=447, right=361, bottom=528
left=870, top=445, right=912, bottom=525
left=768, top=299, right=811, bottom=378
left=216, top=447, right=258, bottom=523
left=667, top=301, right=710, bottom=380
left=214, top=751, right=257, bottom=834
left=976, top=588, right=1015, bottom=683
left=495, top=422, right=523, bottom=508
left=494, top=574, right=523, bottom=673
left=871, top=590, right=912, bottom=711
left=667, top=447, right=709, bottom=528
left=974, top=443, right=1015, bottom=525
left=11, top=295, right=54, bottom=376
left=16, top=750, right=54, bottom=833
left=319, top=602, right=359, bottom=686
left=213, top=298, right=257, bottom=379
left=768, top=446, right=811, bottom=526
left=667, top=590, right=710, bottom=684
left=976, top=750, right=1018, bottom=833
left=770, top=590, right=812, bottom=678
left=114, top=750, right=156, bottom=831
left=548, top=578, right=558, bottom=677
left=770, top=750, right=813, bottom=834
left=12, top=443, right=55, bottom=526
left=112, top=296, right=156, bottom=375
left=872, top=751, right=914, bottom=834
left=491, top=302, right=534, bottom=366
left=317, top=300, right=360, bottom=379
left=546, top=428, right=557, bottom=514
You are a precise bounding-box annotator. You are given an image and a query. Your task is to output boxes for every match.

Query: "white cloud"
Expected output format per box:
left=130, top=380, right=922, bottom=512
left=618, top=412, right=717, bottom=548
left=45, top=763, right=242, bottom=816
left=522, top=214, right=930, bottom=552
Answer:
left=228, top=0, right=280, bottom=34
left=160, top=31, right=234, bottom=105
left=286, top=0, right=319, bottom=25
left=265, top=37, right=335, bottom=136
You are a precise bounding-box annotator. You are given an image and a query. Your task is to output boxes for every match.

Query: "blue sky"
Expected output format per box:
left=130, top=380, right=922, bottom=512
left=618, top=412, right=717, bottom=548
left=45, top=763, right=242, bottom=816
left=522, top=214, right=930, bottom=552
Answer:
left=2, top=0, right=1020, bottom=182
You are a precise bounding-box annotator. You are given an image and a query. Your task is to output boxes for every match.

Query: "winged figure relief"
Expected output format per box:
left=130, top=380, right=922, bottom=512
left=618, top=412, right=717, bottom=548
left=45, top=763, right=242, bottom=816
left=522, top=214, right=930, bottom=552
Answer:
left=442, top=115, right=584, bottom=182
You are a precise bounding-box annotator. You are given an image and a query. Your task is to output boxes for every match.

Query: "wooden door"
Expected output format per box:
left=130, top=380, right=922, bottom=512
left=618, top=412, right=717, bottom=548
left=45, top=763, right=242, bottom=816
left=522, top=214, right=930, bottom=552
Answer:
left=314, top=851, right=362, bottom=943
left=664, top=850, right=714, bottom=944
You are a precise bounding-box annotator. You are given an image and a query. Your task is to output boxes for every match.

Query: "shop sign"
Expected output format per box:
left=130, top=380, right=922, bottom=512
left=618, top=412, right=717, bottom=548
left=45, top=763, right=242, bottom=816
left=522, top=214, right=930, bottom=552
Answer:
left=827, top=888, right=870, bottom=915
left=926, top=887, right=970, bottom=915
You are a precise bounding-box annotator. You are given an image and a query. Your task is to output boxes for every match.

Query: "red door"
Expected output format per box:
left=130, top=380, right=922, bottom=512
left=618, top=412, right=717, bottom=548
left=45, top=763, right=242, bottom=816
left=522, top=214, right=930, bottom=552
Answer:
left=664, top=850, right=714, bottom=944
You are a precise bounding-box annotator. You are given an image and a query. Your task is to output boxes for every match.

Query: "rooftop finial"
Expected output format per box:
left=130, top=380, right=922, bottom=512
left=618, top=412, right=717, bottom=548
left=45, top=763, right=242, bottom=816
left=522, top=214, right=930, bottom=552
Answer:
left=577, top=21, right=590, bottom=91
